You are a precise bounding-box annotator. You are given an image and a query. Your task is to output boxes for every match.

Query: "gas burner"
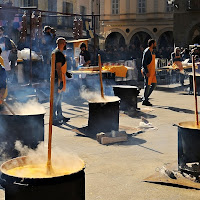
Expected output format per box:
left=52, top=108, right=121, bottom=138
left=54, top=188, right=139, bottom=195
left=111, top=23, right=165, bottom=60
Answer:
left=180, top=162, right=200, bottom=182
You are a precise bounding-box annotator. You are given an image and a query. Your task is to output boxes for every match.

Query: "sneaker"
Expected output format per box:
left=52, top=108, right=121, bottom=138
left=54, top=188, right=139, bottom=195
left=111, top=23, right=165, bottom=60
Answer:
left=58, top=115, right=70, bottom=122
left=142, top=101, right=152, bottom=106
left=62, top=116, right=70, bottom=122
left=53, top=119, right=63, bottom=126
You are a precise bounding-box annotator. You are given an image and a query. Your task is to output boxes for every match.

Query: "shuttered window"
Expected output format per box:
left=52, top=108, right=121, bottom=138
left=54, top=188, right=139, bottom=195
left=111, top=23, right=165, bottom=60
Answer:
left=138, top=0, right=146, bottom=13
left=112, top=0, right=120, bottom=14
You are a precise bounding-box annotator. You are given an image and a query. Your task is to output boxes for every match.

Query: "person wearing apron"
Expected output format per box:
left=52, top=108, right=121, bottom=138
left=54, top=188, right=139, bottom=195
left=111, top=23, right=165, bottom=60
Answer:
left=141, top=39, right=157, bottom=106
left=171, top=47, right=184, bottom=86
left=52, top=38, right=72, bottom=125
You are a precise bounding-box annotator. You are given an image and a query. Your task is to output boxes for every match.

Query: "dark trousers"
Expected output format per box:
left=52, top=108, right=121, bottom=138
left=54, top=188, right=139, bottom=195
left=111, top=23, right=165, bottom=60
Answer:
left=180, top=73, right=184, bottom=86
left=43, top=52, right=51, bottom=81
left=53, top=83, right=63, bottom=120
left=143, top=76, right=157, bottom=102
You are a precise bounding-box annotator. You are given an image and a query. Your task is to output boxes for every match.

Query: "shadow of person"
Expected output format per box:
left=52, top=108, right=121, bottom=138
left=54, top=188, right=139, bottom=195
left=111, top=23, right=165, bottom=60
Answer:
left=154, top=105, right=194, bottom=114
left=155, top=85, right=189, bottom=93
left=124, top=110, right=157, bottom=119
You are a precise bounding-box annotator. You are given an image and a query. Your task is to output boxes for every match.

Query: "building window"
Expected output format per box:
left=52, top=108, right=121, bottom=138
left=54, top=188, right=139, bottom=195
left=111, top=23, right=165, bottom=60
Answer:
left=112, top=0, right=120, bottom=15
left=20, top=0, right=38, bottom=7
left=166, top=0, right=174, bottom=12
left=138, top=0, right=146, bottom=13
left=63, top=2, right=74, bottom=28
left=80, top=6, right=86, bottom=15
left=48, top=0, right=57, bottom=12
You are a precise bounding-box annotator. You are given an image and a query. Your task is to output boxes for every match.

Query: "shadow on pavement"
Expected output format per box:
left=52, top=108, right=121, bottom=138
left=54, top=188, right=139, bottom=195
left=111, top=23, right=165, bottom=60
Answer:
left=114, top=135, right=146, bottom=146
left=124, top=110, right=157, bottom=119
left=155, top=85, right=189, bottom=93
left=154, top=105, right=194, bottom=114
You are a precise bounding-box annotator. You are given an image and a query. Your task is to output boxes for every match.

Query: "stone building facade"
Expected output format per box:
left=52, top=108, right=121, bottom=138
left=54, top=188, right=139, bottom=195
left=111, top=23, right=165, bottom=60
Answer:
left=174, top=0, right=200, bottom=47
left=100, top=0, right=174, bottom=49
left=2, top=0, right=100, bottom=39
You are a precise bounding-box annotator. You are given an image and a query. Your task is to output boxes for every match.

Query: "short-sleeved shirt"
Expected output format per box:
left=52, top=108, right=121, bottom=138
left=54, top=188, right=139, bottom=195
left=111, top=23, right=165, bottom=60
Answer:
left=52, top=48, right=66, bottom=82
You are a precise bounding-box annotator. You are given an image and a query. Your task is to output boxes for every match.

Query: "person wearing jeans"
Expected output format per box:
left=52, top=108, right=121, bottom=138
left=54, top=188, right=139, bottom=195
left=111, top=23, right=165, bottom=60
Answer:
left=141, top=39, right=157, bottom=106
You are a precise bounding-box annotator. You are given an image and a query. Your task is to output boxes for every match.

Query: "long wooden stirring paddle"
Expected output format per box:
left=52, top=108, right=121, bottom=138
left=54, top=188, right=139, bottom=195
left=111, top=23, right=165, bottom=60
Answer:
left=98, top=54, right=104, bottom=98
left=2, top=101, right=16, bottom=115
left=192, top=55, right=199, bottom=126
left=47, top=53, right=55, bottom=175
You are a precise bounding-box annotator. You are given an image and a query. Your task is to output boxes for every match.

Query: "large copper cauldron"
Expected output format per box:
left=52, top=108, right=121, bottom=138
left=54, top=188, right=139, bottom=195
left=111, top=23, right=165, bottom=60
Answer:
left=0, top=156, right=85, bottom=200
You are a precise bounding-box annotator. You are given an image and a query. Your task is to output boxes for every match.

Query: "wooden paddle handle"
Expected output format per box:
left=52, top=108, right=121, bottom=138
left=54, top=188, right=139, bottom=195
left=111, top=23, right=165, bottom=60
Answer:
left=47, top=53, right=56, bottom=169
left=98, top=54, right=104, bottom=98
left=2, top=101, right=15, bottom=115
left=192, top=55, right=199, bottom=126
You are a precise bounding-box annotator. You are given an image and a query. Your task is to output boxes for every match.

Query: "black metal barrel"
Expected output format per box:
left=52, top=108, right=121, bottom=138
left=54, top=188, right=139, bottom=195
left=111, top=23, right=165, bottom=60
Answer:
left=0, top=156, right=85, bottom=200
left=88, top=98, right=120, bottom=133
left=189, top=74, right=200, bottom=94
left=113, top=85, right=140, bottom=111
left=0, top=113, right=45, bottom=158
left=177, top=121, right=200, bottom=168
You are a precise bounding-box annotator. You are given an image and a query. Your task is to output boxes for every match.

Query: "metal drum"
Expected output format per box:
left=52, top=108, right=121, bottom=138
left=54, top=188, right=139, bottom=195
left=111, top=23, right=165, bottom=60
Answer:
left=88, top=98, right=120, bottom=133
left=0, top=113, right=45, bottom=158
left=0, top=156, right=85, bottom=200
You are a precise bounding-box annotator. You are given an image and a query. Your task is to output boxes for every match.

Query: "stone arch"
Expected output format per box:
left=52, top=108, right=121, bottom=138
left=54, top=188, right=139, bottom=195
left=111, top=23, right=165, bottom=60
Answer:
left=188, top=23, right=200, bottom=45
left=158, top=31, right=174, bottom=48
left=128, top=28, right=154, bottom=45
left=105, top=32, right=126, bottom=49
left=129, top=31, right=152, bottom=48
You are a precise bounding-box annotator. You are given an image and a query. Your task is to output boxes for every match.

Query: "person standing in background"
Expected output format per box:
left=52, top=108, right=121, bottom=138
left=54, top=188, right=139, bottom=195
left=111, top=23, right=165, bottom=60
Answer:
left=171, top=47, right=184, bottom=86
left=0, top=26, right=17, bottom=82
left=52, top=37, right=72, bottom=125
left=0, top=48, right=7, bottom=108
left=79, top=43, right=91, bottom=67
left=141, top=39, right=157, bottom=106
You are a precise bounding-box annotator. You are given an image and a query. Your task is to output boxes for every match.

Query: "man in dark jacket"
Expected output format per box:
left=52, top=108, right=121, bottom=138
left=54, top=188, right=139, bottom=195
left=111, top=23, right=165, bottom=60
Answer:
left=141, top=39, right=157, bottom=106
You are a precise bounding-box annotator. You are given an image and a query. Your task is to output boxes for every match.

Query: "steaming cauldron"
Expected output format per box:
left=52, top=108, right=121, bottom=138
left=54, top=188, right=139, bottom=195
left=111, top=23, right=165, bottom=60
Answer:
left=0, top=113, right=45, bottom=158
left=177, top=121, right=200, bottom=169
left=88, top=97, right=120, bottom=133
left=113, top=85, right=140, bottom=111
left=0, top=156, right=85, bottom=200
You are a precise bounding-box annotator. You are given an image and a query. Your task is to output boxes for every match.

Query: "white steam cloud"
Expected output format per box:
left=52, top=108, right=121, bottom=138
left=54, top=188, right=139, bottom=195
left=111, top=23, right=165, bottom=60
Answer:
left=80, top=88, right=120, bottom=103
left=8, top=100, right=46, bottom=115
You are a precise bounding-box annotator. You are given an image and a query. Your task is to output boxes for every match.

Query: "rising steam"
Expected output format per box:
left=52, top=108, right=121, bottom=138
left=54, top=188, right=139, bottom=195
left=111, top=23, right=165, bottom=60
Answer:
left=80, top=87, right=120, bottom=103
left=8, top=99, right=46, bottom=115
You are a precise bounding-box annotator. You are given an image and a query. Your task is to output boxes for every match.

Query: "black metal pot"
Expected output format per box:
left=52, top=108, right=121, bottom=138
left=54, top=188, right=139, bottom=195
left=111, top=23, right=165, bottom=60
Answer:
left=113, top=85, right=140, bottom=111
left=177, top=121, right=200, bottom=169
left=189, top=74, right=200, bottom=94
left=88, top=98, right=120, bottom=133
left=0, top=156, right=85, bottom=200
left=0, top=113, right=45, bottom=158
